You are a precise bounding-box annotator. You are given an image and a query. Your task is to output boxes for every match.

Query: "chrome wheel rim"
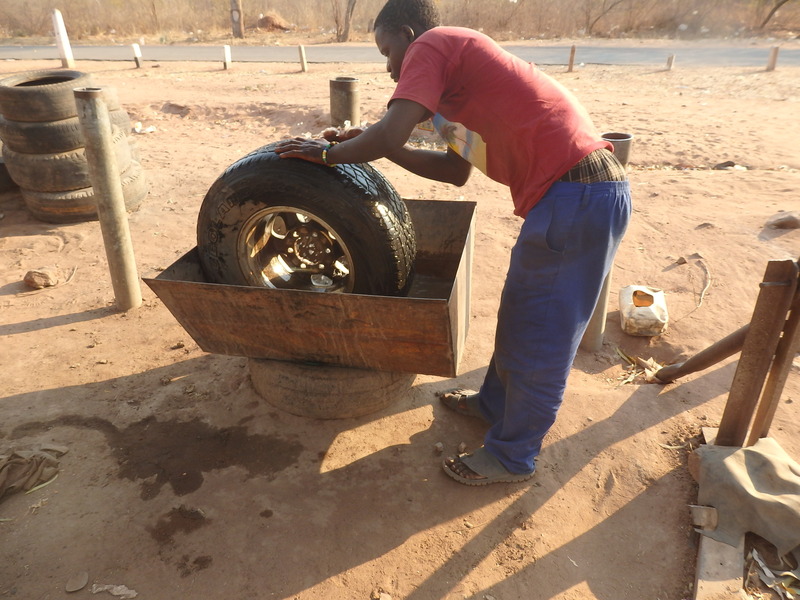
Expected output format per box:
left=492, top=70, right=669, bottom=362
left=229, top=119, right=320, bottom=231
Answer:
left=237, top=206, right=355, bottom=292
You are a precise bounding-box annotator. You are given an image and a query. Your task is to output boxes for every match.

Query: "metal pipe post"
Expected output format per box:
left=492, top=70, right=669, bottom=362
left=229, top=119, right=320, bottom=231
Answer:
left=580, top=269, right=611, bottom=352
left=330, top=77, right=360, bottom=127
left=74, top=87, right=142, bottom=311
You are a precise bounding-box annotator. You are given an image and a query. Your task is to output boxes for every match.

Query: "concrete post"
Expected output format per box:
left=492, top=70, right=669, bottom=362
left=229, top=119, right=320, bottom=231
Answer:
left=52, top=9, right=75, bottom=69
left=131, top=43, right=142, bottom=68
left=298, top=45, right=308, bottom=73
left=767, top=46, right=780, bottom=71
left=74, top=87, right=142, bottom=312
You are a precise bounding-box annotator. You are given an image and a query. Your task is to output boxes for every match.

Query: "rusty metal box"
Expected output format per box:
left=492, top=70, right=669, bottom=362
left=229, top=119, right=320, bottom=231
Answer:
left=144, top=199, right=475, bottom=377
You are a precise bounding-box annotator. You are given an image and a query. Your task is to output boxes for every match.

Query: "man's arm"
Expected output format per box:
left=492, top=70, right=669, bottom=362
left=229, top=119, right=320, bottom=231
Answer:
left=385, top=145, right=472, bottom=186
left=276, top=98, right=472, bottom=186
left=274, top=99, right=428, bottom=165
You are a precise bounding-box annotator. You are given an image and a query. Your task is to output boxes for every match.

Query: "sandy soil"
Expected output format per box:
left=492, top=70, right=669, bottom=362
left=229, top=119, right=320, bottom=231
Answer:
left=1, top=49, right=799, bottom=600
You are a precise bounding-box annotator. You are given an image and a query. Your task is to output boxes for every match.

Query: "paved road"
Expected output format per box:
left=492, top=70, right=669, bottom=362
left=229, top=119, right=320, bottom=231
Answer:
left=1, top=43, right=798, bottom=67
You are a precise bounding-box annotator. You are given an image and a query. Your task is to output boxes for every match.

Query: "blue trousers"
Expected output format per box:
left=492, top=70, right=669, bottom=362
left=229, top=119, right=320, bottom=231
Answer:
left=478, top=181, right=632, bottom=474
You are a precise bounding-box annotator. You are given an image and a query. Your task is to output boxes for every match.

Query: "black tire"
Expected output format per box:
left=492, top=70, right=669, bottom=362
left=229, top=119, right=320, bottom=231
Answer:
left=197, top=142, right=416, bottom=295
left=2, top=126, right=131, bottom=193
left=0, top=155, right=17, bottom=193
left=0, top=69, right=95, bottom=123
left=21, top=160, right=147, bottom=223
left=127, top=136, right=141, bottom=163
left=0, top=110, right=132, bottom=154
left=248, top=358, right=416, bottom=419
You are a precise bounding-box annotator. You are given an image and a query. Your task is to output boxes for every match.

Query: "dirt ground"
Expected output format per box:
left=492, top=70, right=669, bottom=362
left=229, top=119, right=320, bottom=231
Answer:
left=1, top=44, right=799, bottom=600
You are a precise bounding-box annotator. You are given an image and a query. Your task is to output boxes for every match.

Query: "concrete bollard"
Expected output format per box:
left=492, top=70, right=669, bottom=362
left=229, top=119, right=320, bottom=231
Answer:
left=330, top=76, right=360, bottom=127
left=298, top=45, right=308, bottom=72
left=52, top=9, right=75, bottom=69
left=767, top=46, right=780, bottom=71
left=131, top=43, right=142, bottom=68
left=74, top=87, right=142, bottom=312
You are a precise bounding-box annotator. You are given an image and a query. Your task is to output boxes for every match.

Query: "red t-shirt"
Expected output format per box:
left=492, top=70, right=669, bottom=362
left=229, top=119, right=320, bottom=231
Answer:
left=390, top=27, right=610, bottom=217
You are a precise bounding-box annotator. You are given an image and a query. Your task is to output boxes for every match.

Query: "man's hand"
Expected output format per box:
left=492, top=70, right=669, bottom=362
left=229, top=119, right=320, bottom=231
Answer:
left=273, top=136, right=329, bottom=164
left=321, top=126, right=366, bottom=143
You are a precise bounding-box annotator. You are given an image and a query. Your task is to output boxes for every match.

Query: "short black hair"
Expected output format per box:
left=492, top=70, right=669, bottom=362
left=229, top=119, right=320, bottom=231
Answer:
left=374, top=0, right=441, bottom=34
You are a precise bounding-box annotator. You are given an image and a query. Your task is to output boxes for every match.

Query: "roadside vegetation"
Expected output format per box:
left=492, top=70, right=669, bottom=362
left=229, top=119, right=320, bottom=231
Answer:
left=0, top=0, right=798, bottom=44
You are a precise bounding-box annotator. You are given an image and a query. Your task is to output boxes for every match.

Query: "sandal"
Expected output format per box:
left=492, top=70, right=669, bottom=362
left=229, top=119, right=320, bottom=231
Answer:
left=442, top=447, right=535, bottom=486
left=436, top=389, right=489, bottom=423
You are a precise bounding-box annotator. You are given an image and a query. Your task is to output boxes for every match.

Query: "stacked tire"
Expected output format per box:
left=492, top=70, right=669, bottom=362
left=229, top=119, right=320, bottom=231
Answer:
left=0, top=143, right=17, bottom=194
left=0, top=69, right=147, bottom=223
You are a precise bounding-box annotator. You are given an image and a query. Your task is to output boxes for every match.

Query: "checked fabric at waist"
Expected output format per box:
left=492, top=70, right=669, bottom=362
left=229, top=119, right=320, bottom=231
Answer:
left=558, top=148, right=627, bottom=183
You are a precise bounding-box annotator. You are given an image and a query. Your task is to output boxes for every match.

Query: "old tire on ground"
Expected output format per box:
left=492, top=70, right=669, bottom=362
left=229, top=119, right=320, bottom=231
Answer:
left=2, top=126, right=131, bottom=193
left=249, top=358, right=416, bottom=419
left=0, top=155, right=17, bottom=193
left=0, top=69, right=96, bottom=122
left=0, top=110, right=132, bottom=154
left=196, top=142, right=416, bottom=295
left=21, top=160, right=147, bottom=223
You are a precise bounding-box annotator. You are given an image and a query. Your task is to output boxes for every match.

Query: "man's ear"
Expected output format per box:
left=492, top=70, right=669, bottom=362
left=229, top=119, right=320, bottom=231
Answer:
left=401, top=25, right=415, bottom=42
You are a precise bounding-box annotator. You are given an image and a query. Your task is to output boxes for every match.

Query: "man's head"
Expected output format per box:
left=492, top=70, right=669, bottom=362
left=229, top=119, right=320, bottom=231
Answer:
left=374, top=0, right=440, bottom=35
left=374, top=0, right=441, bottom=82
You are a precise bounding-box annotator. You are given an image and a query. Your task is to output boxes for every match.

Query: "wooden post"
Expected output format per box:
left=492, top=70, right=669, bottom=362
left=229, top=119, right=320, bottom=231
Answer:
left=716, top=259, right=798, bottom=446
left=654, top=324, right=749, bottom=383
left=131, top=43, right=142, bottom=68
left=223, top=45, right=232, bottom=70
left=52, top=9, right=75, bottom=69
left=73, top=87, right=142, bottom=312
left=746, top=282, right=800, bottom=444
left=766, top=46, right=780, bottom=71
left=230, top=0, right=244, bottom=39
left=666, top=54, right=676, bottom=71
left=298, top=45, right=308, bottom=73
left=567, top=45, right=576, bottom=72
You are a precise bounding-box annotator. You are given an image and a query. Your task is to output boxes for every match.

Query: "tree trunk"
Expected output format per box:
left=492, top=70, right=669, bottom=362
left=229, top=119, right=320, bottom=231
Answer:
left=587, top=0, right=628, bottom=35
left=337, top=0, right=358, bottom=42
left=230, top=0, right=244, bottom=39
left=150, top=0, right=160, bottom=32
left=759, top=0, right=792, bottom=29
